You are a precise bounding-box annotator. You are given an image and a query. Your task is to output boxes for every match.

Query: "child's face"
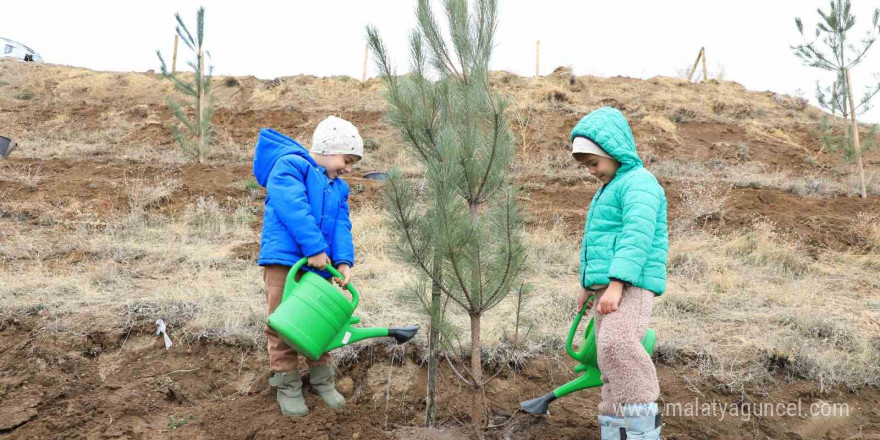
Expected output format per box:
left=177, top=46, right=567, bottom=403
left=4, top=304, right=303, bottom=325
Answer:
left=317, top=154, right=360, bottom=179
left=574, top=153, right=620, bottom=184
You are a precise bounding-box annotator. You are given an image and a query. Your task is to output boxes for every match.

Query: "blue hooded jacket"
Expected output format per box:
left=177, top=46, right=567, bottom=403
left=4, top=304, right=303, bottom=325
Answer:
left=253, top=128, right=354, bottom=276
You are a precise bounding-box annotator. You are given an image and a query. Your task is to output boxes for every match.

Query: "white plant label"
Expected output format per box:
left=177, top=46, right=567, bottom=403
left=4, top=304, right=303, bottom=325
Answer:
left=155, top=319, right=173, bottom=350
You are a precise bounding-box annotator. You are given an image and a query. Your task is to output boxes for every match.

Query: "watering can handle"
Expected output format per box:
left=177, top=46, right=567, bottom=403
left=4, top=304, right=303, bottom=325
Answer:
left=565, top=296, right=593, bottom=359
left=289, top=258, right=360, bottom=309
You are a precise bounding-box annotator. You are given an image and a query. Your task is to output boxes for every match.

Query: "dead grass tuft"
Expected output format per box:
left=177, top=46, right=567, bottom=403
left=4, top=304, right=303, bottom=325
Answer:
left=0, top=163, right=43, bottom=188
left=643, top=115, right=678, bottom=135
left=674, top=179, right=731, bottom=233
left=124, top=176, right=181, bottom=212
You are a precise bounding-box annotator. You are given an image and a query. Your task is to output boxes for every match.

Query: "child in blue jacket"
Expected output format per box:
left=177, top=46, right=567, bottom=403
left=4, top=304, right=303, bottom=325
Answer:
left=253, top=116, right=362, bottom=417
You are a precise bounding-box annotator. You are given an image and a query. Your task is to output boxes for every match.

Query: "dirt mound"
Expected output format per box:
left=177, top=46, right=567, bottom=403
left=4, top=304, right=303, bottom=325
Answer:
left=4, top=59, right=879, bottom=173
left=1, top=315, right=877, bottom=439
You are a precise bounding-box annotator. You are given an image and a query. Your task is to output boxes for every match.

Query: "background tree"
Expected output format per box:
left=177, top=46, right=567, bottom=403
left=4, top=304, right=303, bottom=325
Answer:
left=157, top=6, right=214, bottom=163
left=367, top=0, right=527, bottom=432
left=793, top=0, right=880, bottom=198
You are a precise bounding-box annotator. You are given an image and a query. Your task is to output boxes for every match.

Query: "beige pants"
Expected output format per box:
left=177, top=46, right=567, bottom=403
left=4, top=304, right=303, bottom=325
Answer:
left=264, top=265, right=331, bottom=372
left=592, top=285, right=659, bottom=416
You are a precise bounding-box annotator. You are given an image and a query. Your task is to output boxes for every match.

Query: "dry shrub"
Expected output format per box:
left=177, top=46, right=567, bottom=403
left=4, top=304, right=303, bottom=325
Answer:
left=0, top=163, right=43, bottom=188
left=731, top=103, right=756, bottom=119
left=183, top=196, right=253, bottom=241
left=851, top=212, right=880, bottom=252
left=643, top=115, right=678, bottom=135
left=668, top=107, right=697, bottom=123
left=542, top=88, right=570, bottom=103
left=509, top=97, right=550, bottom=154
left=125, top=176, right=180, bottom=212
left=674, top=179, right=731, bottom=232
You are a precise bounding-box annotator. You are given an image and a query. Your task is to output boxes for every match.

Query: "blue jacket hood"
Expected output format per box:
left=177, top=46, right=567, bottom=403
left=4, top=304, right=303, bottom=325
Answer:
left=253, top=128, right=317, bottom=187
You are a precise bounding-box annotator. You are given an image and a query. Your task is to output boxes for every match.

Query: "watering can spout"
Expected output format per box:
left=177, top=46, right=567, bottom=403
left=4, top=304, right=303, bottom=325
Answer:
left=324, top=321, right=421, bottom=352
left=389, top=325, right=420, bottom=344
left=520, top=392, right=556, bottom=415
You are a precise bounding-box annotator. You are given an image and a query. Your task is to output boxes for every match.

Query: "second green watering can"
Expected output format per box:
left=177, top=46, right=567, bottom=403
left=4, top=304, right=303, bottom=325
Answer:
left=520, top=297, right=656, bottom=415
left=266, top=258, right=420, bottom=361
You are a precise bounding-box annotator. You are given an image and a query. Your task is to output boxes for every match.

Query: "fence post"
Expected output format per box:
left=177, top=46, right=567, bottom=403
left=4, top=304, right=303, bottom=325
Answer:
left=535, top=40, right=540, bottom=78
left=171, top=34, right=179, bottom=73
left=687, top=47, right=703, bottom=82
left=362, top=43, right=368, bottom=82
left=701, top=48, right=708, bottom=81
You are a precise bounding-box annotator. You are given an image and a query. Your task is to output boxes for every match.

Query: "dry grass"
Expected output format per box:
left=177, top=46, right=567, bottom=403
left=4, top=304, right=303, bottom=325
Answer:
left=0, top=193, right=263, bottom=344
left=852, top=212, right=880, bottom=252
left=124, top=175, right=181, bottom=212
left=674, top=179, right=731, bottom=233
left=659, top=222, right=879, bottom=394
left=0, top=162, right=43, bottom=188
left=1, top=189, right=877, bottom=394
left=642, top=115, right=678, bottom=136
left=651, top=159, right=880, bottom=196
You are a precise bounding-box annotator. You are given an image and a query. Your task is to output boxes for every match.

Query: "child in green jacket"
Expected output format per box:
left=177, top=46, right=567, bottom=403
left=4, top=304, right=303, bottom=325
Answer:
left=571, top=107, right=668, bottom=440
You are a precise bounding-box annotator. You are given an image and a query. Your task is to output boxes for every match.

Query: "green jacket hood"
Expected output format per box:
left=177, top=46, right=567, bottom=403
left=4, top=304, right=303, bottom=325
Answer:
left=570, top=107, right=643, bottom=173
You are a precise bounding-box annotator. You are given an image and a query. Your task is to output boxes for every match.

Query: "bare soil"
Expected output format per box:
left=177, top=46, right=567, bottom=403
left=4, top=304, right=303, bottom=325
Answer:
left=1, top=316, right=878, bottom=440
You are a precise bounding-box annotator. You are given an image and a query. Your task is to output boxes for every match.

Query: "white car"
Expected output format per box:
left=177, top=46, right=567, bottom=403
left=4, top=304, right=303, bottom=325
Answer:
left=1, top=37, right=43, bottom=62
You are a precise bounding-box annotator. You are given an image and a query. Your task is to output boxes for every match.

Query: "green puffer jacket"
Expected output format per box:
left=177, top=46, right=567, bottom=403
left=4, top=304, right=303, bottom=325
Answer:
left=571, top=107, right=668, bottom=295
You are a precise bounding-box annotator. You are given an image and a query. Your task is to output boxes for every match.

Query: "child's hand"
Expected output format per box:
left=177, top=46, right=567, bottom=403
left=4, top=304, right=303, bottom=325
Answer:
left=577, top=287, right=593, bottom=311
left=333, top=264, right=352, bottom=288
left=596, top=281, right=624, bottom=315
left=307, top=252, right=331, bottom=269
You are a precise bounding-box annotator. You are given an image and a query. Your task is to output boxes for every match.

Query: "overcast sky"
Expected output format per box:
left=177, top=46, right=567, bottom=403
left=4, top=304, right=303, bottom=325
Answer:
left=4, top=0, right=880, bottom=122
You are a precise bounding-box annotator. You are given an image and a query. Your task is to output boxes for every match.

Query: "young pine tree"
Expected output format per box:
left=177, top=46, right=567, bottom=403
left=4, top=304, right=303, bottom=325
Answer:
left=793, top=0, right=880, bottom=198
left=157, top=7, right=214, bottom=163
left=367, top=0, right=526, bottom=431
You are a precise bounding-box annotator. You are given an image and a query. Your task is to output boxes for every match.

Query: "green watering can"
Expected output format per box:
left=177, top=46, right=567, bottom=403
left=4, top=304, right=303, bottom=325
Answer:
left=266, top=258, right=420, bottom=361
left=520, top=297, right=656, bottom=415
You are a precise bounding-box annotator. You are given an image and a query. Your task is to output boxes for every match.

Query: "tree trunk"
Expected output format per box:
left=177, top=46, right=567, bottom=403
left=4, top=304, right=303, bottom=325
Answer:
left=425, top=255, right=442, bottom=427
left=469, top=313, right=484, bottom=436
left=845, top=134, right=852, bottom=197
left=514, top=290, right=521, bottom=348
left=197, top=49, right=205, bottom=164
left=844, top=68, right=868, bottom=198
left=846, top=163, right=853, bottom=197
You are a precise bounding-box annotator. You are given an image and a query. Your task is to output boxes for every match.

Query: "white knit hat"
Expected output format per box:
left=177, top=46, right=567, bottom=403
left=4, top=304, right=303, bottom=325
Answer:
left=572, top=136, right=611, bottom=159
left=311, top=116, right=364, bottom=158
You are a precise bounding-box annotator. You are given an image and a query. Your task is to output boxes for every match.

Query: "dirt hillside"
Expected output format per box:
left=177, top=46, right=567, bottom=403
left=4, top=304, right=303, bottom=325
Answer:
left=2, top=59, right=879, bottom=439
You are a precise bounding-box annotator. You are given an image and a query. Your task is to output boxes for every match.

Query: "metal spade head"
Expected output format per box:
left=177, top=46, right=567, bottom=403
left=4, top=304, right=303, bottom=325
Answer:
left=363, top=171, right=388, bottom=180
left=0, top=137, right=16, bottom=158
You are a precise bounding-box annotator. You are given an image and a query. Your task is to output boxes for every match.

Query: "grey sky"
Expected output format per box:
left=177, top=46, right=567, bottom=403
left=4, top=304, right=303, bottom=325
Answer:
left=4, top=0, right=879, bottom=122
